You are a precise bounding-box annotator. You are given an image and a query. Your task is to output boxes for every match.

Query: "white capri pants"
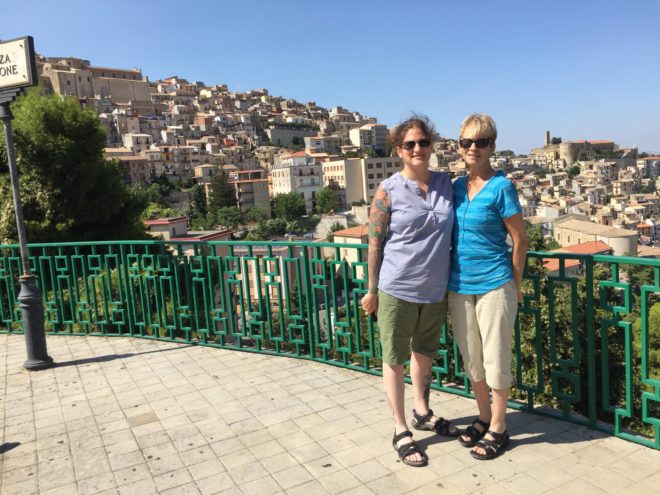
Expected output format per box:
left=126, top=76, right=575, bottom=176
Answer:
left=448, top=280, right=518, bottom=390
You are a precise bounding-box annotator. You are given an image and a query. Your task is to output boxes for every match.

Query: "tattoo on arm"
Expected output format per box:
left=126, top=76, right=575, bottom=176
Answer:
left=367, top=186, right=391, bottom=289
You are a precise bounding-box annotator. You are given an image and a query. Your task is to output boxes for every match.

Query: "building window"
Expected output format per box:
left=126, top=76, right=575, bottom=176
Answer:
left=368, top=174, right=374, bottom=179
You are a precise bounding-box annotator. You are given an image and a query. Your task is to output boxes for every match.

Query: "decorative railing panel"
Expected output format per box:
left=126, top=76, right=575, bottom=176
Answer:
left=0, top=240, right=658, bottom=450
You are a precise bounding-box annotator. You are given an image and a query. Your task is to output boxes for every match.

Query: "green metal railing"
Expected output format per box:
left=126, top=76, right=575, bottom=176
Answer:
left=0, top=240, right=658, bottom=450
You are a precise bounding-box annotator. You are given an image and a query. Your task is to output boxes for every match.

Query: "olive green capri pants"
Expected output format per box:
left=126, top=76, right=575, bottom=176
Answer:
left=377, top=290, right=447, bottom=366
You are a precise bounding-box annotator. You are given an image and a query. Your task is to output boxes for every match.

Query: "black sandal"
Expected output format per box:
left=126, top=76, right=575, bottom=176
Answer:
left=392, top=430, right=428, bottom=467
left=470, top=430, right=510, bottom=460
left=411, top=409, right=461, bottom=437
left=458, top=418, right=490, bottom=447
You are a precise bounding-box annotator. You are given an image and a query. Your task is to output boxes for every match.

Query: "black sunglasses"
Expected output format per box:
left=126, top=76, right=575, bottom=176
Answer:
left=459, top=138, right=494, bottom=149
left=400, top=139, right=431, bottom=150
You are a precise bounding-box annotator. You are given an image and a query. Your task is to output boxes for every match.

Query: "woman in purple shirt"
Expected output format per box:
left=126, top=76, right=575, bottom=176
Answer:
left=361, top=115, right=457, bottom=467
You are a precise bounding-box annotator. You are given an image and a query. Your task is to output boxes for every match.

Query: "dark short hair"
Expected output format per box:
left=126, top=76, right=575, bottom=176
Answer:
left=389, top=114, right=436, bottom=148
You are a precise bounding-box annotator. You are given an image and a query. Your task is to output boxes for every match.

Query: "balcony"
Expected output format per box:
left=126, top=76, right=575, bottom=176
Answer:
left=0, top=240, right=659, bottom=490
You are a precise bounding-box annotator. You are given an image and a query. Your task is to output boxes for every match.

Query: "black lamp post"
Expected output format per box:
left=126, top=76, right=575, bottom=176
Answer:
left=0, top=36, right=53, bottom=370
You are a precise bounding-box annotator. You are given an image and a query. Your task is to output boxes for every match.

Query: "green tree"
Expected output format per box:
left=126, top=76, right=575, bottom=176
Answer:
left=326, top=221, right=345, bottom=242
left=208, top=169, right=236, bottom=210
left=0, top=91, right=147, bottom=243
left=315, top=188, right=337, bottom=214
left=567, top=165, right=581, bottom=178
left=191, top=184, right=208, bottom=217
left=142, top=204, right=179, bottom=220
left=551, top=137, right=562, bottom=145
left=246, top=205, right=268, bottom=224
left=525, top=222, right=548, bottom=252
left=216, top=206, right=245, bottom=230
left=273, top=192, right=306, bottom=221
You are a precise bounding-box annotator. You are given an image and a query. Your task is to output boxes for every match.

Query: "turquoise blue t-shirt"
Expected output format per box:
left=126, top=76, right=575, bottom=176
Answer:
left=448, top=171, right=522, bottom=294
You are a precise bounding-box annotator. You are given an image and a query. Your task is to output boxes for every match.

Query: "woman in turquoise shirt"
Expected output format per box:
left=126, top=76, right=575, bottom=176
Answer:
left=448, top=114, right=529, bottom=460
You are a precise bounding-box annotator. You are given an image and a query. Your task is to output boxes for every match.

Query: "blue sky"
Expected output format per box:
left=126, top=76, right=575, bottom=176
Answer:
left=4, top=0, right=660, bottom=154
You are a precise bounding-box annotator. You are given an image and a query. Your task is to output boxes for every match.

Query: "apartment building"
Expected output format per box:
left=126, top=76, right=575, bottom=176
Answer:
left=322, top=157, right=402, bottom=209
left=271, top=152, right=323, bottom=213
left=122, top=133, right=154, bottom=154
left=348, top=123, right=388, bottom=155
left=227, top=170, right=270, bottom=213
left=304, top=135, right=342, bottom=154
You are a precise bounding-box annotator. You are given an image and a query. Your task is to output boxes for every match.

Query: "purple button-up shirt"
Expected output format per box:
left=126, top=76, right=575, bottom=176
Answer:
left=378, top=171, right=454, bottom=303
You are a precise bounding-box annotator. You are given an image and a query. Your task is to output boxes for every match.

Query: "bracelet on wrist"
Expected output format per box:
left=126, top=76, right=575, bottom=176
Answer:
left=367, top=288, right=378, bottom=294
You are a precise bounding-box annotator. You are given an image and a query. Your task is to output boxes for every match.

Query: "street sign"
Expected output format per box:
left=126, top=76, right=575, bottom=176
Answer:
left=0, top=36, right=37, bottom=92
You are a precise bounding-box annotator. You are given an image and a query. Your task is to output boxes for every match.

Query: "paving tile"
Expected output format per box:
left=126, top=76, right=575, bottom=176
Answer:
left=1, top=477, right=39, bottom=495
left=270, top=464, right=314, bottom=489
left=38, top=457, right=76, bottom=490
left=146, top=453, right=185, bottom=476
left=248, top=439, right=287, bottom=460
left=317, top=468, right=363, bottom=493
left=162, top=481, right=201, bottom=494
left=284, top=479, right=329, bottom=494
left=117, top=477, right=159, bottom=495
left=114, top=463, right=151, bottom=486
left=77, top=471, right=116, bottom=495
left=288, top=441, right=329, bottom=463
left=553, top=478, right=606, bottom=495
left=41, top=482, right=79, bottom=495
left=186, top=458, right=225, bottom=481
left=153, top=466, right=193, bottom=492
left=227, top=461, right=269, bottom=485
left=500, top=473, right=551, bottom=495
left=366, top=472, right=416, bottom=494
left=108, top=450, right=146, bottom=471
left=259, top=452, right=300, bottom=475
left=237, top=474, right=283, bottom=495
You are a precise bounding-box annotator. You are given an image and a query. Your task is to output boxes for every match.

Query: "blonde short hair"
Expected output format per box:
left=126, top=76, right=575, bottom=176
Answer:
left=459, top=114, right=497, bottom=141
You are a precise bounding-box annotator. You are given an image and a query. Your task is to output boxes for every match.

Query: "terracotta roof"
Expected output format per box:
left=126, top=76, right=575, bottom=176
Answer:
left=543, top=258, right=581, bottom=273
left=144, top=217, right=188, bottom=226
left=557, top=241, right=612, bottom=255
left=543, top=241, right=613, bottom=272
left=170, top=229, right=232, bottom=242
left=333, top=225, right=368, bottom=238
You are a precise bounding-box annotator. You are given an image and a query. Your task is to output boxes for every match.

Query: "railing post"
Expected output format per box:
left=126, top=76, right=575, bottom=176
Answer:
left=585, top=256, right=597, bottom=427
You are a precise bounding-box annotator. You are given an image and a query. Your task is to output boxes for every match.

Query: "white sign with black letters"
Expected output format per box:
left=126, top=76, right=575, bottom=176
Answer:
left=0, top=37, right=36, bottom=91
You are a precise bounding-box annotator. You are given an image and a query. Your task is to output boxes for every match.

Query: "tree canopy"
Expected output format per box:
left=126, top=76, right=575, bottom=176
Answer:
left=273, top=192, right=306, bottom=221
left=0, top=91, right=147, bottom=243
left=208, top=169, right=237, bottom=211
left=315, top=187, right=337, bottom=214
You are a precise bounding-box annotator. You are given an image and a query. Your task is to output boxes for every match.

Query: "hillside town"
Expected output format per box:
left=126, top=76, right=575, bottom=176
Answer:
left=36, top=55, right=660, bottom=258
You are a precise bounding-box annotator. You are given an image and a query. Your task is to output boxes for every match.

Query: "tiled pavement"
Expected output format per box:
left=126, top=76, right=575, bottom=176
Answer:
left=1, top=334, right=659, bottom=495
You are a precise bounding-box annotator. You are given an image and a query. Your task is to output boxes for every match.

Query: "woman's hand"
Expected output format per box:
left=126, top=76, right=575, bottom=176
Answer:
left=361, top=292, right=378, bottom=317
